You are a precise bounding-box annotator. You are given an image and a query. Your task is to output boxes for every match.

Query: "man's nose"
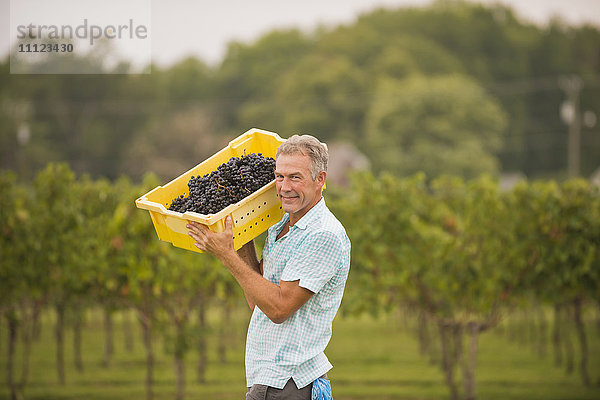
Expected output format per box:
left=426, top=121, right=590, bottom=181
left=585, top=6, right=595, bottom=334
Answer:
left=280, top=177, right=292, bottom=191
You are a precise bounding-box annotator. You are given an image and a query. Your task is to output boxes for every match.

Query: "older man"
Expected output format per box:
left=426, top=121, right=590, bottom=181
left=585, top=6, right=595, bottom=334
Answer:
left=187, top=135, right=350, bottom=399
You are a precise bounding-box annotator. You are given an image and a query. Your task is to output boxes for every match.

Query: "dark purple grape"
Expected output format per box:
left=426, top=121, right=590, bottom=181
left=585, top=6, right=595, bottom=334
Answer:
left=167, top=153, right=276, bottom=215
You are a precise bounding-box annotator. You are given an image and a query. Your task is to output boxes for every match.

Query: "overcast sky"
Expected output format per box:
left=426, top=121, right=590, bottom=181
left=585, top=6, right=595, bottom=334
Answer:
left=3, top=0, right=600, bottom=69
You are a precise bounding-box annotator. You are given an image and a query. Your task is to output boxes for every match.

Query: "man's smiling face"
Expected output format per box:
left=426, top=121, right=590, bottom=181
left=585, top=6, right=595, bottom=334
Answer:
left=274, top=153, right=325, bottom=223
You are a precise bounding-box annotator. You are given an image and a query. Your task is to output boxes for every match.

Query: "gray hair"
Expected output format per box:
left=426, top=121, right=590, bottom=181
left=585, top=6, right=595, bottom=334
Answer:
left=276, top=134, right=328, bottom=180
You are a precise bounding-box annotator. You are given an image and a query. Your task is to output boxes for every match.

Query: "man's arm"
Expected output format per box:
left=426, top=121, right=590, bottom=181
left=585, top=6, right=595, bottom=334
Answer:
left=187, top=217, right=313, bottom=324
left=235, top=241, right=262, bottom=310
left=236, top=240, right=261, bottom=274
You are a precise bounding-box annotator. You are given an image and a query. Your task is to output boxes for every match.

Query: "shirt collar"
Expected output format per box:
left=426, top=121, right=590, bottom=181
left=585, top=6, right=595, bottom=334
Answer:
left=272, top=212, right=289, bottom=235
left=290, top=197, right=325, bottom=230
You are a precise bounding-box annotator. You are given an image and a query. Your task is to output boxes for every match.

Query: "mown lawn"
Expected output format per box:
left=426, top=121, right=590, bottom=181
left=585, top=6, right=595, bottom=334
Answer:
left=1, top=310, right=599, bottom=400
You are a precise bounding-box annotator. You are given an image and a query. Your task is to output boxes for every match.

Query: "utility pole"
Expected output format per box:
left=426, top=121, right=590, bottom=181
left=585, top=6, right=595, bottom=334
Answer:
left=559, top=75, right=582, bottom=178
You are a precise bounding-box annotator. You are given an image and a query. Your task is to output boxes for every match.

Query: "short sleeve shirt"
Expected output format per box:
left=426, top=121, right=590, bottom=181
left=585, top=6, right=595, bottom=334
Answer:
left=245, top=198, right=351, bottom=389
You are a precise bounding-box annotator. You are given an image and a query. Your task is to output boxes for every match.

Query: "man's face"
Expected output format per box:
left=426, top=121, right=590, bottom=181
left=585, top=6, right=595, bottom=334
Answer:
left=274, top=153, right=325, bottom=221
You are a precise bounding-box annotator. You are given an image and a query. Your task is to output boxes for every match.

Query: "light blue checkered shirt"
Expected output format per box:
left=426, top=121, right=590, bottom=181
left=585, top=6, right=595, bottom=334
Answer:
left=245, top=198, right=351, bottom=389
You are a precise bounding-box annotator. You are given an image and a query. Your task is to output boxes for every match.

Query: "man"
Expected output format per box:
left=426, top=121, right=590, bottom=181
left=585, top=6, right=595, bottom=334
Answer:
left=187, top=134, right=350, bottom=399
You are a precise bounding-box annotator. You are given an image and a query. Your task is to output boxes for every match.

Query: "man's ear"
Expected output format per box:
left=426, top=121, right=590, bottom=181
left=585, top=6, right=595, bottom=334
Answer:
left=316, top=171, right=326, bottom=187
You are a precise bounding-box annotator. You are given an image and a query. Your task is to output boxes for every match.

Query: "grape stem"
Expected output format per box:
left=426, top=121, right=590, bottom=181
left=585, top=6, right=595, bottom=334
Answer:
left=214, top=177, right=233, bottom=197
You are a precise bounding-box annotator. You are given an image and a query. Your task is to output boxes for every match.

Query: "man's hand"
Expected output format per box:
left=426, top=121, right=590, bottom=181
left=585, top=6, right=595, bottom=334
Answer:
left=186, top=215, right=235, bottom=260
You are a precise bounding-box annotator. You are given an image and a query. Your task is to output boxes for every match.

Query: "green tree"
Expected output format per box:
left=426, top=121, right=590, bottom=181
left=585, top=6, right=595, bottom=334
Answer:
left=216, top=29, right=314, bottom=131
left=365, top=74, right=508, bottom=178
left=31, top=163, right=87, bottom=385
left=239, top=53, right=367, bottom=143
left=109, top=173, right=163, bottom=400
left=509, top=179, right=600, bottom=386
left=0, top=171, right=37, bottom=400
left=334, top=172, right=517, bottom=400
left=77, top=174, right=123, bottom=370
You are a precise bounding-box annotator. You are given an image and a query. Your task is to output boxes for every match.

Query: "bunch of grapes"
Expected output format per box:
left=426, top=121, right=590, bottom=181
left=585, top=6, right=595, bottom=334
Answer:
left=168, top=153, right=276, bottom=215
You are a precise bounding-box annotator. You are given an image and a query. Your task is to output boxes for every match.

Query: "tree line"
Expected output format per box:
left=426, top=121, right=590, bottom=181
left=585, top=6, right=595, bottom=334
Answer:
left=1, top=0, right=599, bottom=182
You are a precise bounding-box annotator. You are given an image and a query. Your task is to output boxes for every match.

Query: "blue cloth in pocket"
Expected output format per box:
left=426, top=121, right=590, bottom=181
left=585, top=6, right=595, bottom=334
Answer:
left=311, top=378, right=333, bottom=400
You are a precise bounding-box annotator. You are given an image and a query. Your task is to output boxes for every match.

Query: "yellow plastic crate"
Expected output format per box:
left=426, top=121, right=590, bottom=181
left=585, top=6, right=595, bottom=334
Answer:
left=135, top=128, right=286, bottom=253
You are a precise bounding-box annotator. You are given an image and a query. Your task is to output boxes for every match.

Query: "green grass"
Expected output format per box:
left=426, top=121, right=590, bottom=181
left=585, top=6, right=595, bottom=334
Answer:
left=329, top=315, right=600, bottom=400
left=1, top=310, right=599, bottom=400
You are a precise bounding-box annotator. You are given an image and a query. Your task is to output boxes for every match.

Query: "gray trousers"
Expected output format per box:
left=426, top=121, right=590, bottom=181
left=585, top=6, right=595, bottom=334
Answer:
left=246, top=379, right=311, bottom=400
left=246, top=374, right=328, bottom=400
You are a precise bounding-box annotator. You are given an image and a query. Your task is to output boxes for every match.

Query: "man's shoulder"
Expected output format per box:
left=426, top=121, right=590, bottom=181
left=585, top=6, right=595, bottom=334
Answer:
left=305, top=206, right=350, bottom=251
left=318, top=200, right=347, bottom=230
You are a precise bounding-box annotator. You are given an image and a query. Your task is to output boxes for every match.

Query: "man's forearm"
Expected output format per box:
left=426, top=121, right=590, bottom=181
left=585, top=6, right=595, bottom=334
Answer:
left=219, top=250, right=312, bottom=324
left=237, top=241, right=261, bottom=274
left=234, top=241, right=262, bottom=310
left=219, top=249, right=284, bottom=317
